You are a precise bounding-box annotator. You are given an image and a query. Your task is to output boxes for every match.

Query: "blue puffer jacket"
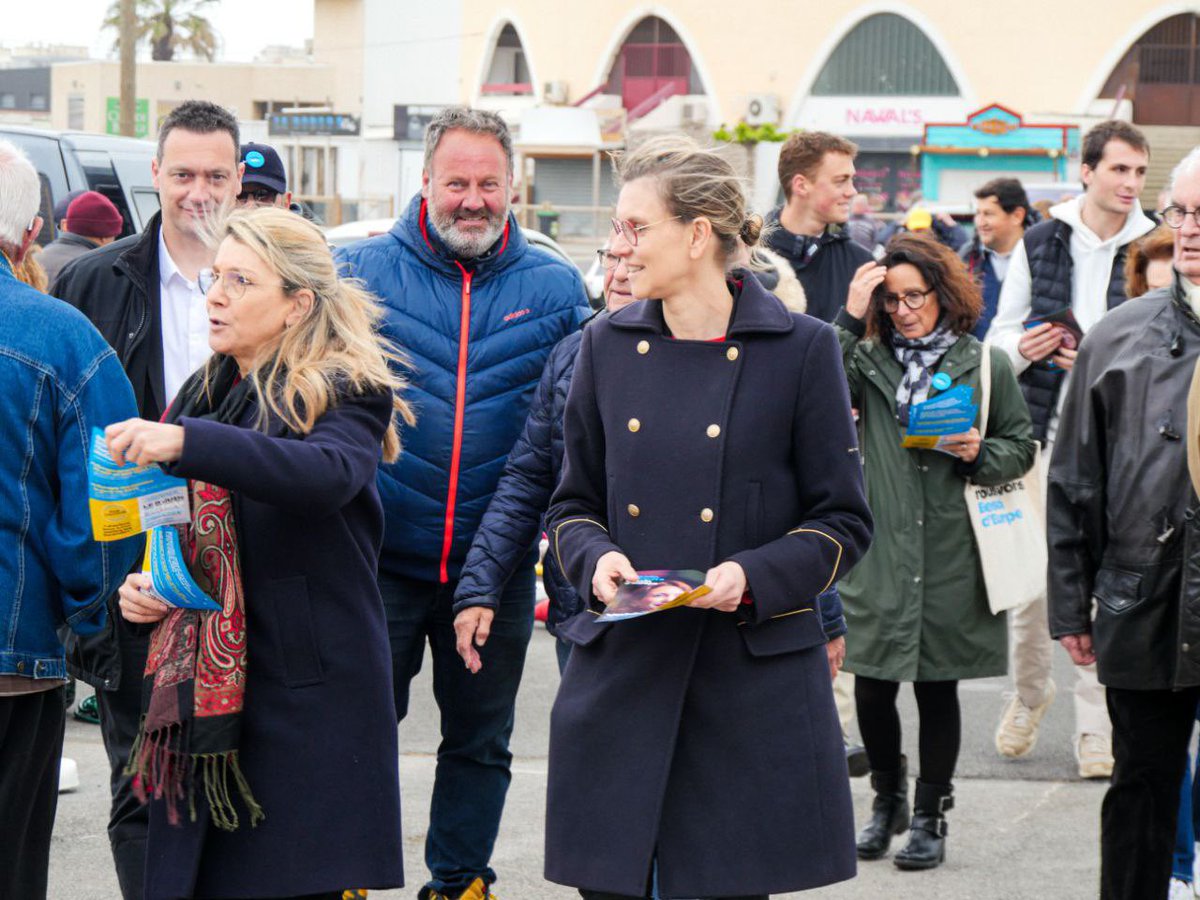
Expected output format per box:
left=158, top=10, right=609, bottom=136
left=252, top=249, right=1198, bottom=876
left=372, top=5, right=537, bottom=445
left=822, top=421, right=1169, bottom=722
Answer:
left=336, top=195, right=589, bottom=582
left=0, top=257, right=141, bottom=682
left=453, top=326, right=586, bottom=632
left=453, top=310, right=848, bottom=640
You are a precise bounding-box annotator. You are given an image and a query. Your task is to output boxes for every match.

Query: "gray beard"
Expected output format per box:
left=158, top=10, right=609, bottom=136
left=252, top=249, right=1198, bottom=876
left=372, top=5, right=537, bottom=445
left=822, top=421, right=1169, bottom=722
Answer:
left=428, top=205, right=508, bottom=259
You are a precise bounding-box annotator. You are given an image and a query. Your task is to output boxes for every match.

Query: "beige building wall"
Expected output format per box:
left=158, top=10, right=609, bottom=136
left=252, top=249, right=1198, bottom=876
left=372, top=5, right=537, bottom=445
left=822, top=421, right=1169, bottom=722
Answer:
left=458, top=0, right=1186, bottom=124
left=313, top=0, right=365, bottom=114
left=50, top=60, right=337, bottom=135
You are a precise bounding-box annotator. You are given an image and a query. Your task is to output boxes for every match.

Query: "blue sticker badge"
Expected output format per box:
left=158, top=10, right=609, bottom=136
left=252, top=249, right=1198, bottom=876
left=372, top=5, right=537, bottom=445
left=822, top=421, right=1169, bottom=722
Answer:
left=931, top=372, right=952, bottom=391
left=245, top=150, right=265, bottom=168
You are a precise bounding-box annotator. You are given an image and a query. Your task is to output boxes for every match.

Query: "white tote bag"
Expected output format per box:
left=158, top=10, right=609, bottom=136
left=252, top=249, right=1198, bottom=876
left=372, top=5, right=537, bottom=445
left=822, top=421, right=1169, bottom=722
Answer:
left=964, top=346, right=1046, bottom=614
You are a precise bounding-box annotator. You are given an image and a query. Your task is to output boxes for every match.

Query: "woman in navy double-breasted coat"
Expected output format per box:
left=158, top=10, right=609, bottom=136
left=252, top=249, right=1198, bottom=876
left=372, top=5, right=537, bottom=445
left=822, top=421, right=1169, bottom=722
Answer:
left=544, top=137, right=874, bottom=900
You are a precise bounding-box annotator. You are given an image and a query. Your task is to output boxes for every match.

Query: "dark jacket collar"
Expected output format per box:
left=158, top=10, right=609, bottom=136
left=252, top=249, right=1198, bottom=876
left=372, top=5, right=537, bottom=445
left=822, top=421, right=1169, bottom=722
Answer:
left=763, top=207, right=849, bottom=269
left=54, top=232, right=101, bottom=251
left=112, top=211, right=162, bottom=295
left=607, top=269, right=795, bottom=337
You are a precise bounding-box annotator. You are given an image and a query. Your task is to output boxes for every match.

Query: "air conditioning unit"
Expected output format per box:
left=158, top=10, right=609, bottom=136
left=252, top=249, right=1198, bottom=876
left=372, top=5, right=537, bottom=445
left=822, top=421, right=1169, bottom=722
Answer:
left=543, top=81, right=569, bottom=105
left=744, top=93, right=780, bottom=126
left=680, top=102, right=705, bottom=125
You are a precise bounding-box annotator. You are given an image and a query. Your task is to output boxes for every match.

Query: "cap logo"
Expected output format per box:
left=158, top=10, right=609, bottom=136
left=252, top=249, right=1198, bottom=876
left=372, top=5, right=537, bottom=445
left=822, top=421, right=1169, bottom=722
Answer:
left=246, top=151, right=265, bottom=168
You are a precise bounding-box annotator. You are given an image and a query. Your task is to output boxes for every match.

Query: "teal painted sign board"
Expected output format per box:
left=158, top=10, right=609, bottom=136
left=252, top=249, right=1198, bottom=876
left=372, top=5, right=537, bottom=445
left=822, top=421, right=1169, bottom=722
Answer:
left=919, top=104, right=1079, bottom=201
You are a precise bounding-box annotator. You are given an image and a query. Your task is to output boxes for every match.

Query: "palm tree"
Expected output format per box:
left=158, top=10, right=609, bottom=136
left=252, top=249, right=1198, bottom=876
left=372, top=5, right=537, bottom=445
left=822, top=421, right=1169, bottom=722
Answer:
left=105, top=0, right=220, bottom=62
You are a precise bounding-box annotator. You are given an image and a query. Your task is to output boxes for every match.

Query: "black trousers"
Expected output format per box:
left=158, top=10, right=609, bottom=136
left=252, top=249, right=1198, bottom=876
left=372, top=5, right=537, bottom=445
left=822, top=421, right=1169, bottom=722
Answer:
left=97, top=614, right=151, bottom=900
left=0, top=686, right=66, bottom=900
left=854, top=675, right=961, bottom=784
left=1102, top=685, right=1200, bottom=900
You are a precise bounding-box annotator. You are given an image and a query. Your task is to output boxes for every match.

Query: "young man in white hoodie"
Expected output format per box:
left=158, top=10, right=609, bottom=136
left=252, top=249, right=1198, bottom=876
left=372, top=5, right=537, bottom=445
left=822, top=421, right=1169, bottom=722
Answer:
left=986, top=119, right=1153, bottom=779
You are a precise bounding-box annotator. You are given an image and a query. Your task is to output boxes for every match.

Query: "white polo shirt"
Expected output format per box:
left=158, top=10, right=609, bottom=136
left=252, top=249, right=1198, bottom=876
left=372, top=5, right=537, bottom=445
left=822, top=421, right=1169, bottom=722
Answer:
left=158, top=228, right=212, bottom=406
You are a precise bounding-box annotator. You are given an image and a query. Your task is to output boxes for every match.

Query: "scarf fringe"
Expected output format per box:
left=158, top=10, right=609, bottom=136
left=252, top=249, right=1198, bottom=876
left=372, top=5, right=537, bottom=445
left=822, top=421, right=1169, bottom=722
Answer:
left=126, top=724, right=264, bottom=832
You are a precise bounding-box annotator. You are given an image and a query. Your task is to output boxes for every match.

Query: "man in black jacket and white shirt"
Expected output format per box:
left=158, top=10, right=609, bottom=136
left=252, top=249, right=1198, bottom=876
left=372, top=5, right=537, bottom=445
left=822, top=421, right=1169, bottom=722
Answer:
left=1047, top=145, right=1200, bottom=900
left=50, top=99, right=242, bottom=900
left=985, top=121, right=1153, bottom=781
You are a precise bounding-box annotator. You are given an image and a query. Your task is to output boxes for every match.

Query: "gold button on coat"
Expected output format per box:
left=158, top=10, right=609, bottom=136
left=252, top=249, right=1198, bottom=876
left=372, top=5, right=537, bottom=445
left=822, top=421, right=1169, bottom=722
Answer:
left=637, top=340, right=650, bottom=355
left=627, top=504, right=640, bottom=517
left=628, top=418, right=641, bottom=433
left=706, top=424, right=720, bottom=438
left=726, top=346, right=739, bottom=361
left=700, top=508, right=714, bottom=523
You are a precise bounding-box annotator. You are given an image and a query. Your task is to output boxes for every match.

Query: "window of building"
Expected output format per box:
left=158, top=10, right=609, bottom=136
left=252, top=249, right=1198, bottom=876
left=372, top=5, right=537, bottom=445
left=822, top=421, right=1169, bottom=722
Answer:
left=605, top=16, right=703, bottom=113
left=68, top=94, right=85, bottom=130
left=29, top=94, right=47, bottom=111
left=0, top=94, right=15, bottom=110
left=482, top=24, right=533, bottom=95
left=1101, top=14, right=1200, bottom=124
left=812, top=13, right=958, bottom=97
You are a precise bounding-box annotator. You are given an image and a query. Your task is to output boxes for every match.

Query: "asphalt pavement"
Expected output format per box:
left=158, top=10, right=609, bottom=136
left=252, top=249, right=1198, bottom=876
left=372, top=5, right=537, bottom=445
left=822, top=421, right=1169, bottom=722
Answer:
left=50, top=624, right=1111, bottom=900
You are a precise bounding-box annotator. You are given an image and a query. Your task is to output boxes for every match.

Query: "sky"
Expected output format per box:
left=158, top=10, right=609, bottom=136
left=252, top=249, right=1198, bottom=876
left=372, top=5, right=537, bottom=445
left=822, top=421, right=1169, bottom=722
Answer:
left=6, top=1, right=315, bottom=63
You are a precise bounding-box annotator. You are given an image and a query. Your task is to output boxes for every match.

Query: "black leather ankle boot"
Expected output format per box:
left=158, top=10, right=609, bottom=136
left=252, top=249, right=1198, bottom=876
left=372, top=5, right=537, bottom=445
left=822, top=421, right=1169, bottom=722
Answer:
left=893, top=779, right=954, bottom=870
left=855, top=755, right=910, bottom=860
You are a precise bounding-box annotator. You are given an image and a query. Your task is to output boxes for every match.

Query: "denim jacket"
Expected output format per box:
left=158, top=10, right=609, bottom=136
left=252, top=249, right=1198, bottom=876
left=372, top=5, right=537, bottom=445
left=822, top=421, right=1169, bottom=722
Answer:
left=0, top=256, right=141, bottom=682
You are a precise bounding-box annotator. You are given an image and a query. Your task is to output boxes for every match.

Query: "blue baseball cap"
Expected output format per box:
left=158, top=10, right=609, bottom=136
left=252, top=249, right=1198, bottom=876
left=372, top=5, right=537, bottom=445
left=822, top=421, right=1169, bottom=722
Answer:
left=239, top=142, right=287, bottom=194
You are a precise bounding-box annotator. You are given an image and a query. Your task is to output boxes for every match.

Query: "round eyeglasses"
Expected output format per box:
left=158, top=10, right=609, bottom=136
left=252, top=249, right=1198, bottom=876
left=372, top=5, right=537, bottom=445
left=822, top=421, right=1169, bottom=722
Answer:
left=1162, top=205, right=1200, bottom=229
left=610, top=215, right=681, bottom=247
left=880, top=287, right=935, bottom=313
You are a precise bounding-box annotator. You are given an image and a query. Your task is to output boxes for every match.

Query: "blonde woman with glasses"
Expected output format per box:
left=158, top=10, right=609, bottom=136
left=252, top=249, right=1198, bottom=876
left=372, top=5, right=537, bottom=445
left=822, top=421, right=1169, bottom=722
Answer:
left=103, top=206, right=413, bottom=900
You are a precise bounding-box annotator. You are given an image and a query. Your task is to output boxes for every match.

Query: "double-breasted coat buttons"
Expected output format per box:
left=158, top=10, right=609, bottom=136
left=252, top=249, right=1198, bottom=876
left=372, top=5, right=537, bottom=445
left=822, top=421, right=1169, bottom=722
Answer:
left=628, top=504, right=641, bottom=518
left=706, top=424, right=720, bottom=438
left=700, top=508, right=714, bottom=523
left=637, top=340, right=650, bottom=355
left=628, top=418, right=641, bottom=433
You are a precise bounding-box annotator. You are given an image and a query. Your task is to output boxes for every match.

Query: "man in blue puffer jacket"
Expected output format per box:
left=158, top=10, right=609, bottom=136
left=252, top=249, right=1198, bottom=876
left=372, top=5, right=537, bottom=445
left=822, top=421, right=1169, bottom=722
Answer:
left=335, top=107, right=588, bottom=900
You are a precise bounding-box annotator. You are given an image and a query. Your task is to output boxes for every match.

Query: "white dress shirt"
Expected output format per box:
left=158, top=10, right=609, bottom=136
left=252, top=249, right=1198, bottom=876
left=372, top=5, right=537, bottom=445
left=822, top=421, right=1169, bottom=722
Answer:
left=158, top=229, right=213, bottom=407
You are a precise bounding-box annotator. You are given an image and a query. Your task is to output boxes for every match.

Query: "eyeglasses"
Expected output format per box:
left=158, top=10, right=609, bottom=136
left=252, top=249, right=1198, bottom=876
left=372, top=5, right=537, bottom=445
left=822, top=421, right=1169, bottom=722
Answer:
left=880, top=287, right=935, bottom=312
left=237, top=188, right=279, bottom=205
left=611, top=216, right=681, bottom=247
left=595, top=249, right=620, bottom=270
left=1163, top=205, right=1200, bottom=229
left=199, top=268, right=262, bottom=301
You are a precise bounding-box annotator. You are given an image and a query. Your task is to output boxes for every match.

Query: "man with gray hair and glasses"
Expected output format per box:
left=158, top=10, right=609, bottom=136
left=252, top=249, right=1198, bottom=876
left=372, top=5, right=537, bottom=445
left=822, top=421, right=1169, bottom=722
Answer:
left=0, top=138, right=139, bottom=899
left=337, top=107, right=588, bottom=900
left=1048, top=146, right=1200, bottom=897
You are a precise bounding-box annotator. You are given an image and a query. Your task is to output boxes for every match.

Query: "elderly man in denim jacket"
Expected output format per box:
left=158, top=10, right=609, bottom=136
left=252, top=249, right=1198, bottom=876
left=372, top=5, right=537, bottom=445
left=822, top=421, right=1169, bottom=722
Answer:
left=0, top=140, right=140, bottom=900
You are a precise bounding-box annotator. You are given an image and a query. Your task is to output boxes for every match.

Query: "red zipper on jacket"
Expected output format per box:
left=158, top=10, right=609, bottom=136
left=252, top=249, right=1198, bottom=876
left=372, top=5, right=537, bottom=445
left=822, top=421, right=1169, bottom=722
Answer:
left=440, top=262, right=472, bottom=583
left=419, top=200, right=510, bottom=583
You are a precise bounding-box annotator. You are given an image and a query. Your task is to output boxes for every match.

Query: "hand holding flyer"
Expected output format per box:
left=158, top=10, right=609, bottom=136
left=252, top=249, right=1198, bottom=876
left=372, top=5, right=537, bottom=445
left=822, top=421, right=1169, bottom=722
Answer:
left=596, top=569, right=711, bottom=622
left=88, top=428, right=190, bottom=541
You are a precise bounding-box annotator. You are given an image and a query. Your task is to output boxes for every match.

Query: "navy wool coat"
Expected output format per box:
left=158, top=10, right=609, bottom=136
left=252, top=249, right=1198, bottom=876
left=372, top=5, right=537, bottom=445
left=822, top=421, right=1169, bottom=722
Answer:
left=544, top=275, right=873, bottom=898
left=144, top=388, right=403, bottom=900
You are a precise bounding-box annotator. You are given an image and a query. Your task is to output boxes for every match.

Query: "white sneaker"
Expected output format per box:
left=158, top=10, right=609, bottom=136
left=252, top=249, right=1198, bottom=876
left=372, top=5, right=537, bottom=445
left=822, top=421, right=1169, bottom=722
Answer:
left=1077, top=732, right=1114, bottom=779
left=58, top=756, right=79, bottom=793
left=995, top=679, right=1056, bottom=758
left=1168, top=877, right=1192, bottom=899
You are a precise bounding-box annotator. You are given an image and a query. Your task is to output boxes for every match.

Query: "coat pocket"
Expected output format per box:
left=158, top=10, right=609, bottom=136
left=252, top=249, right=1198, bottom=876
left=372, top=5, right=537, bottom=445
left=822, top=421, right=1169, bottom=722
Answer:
left=262, top=576, right=325, bottom=688
left=555, top=610, right=613, bottom=648
left=1092, top=568, right=1145, bottom=616
left=738, top=608, right=825, bottom=657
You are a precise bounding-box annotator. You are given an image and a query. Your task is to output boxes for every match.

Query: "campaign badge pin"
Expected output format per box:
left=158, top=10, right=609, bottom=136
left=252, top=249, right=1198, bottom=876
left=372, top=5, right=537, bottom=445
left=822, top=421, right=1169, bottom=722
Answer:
left=246, top=151, right=265, bottom=168
left=932, top=373, right=952, bottom=391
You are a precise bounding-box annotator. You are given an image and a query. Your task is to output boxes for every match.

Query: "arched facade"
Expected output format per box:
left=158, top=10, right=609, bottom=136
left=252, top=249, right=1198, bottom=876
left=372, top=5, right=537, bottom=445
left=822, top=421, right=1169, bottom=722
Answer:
left=476, top=16, right=538, bottom=101
left=811, top=12, right=959, bottom=97
left=1099, top=10, right=1200, bottom=123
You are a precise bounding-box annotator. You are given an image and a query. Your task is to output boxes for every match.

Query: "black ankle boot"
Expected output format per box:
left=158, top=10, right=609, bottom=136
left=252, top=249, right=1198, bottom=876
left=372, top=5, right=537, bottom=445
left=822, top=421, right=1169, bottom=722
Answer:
left=855, top=756, right=910, bottom=860
left=893, top=779, right=954, bottom=870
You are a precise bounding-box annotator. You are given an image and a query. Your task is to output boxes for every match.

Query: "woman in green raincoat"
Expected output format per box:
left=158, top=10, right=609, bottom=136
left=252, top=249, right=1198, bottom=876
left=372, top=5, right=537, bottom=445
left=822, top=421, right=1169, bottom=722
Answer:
left=833, top=233, right=1035, bottom=872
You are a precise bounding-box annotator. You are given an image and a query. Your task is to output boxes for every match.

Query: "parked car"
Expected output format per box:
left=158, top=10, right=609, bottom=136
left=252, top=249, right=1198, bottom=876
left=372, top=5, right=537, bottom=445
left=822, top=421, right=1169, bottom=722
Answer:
left=0, top=126, right=159, bottom=245
left=324, top=217, right=601, bottom=307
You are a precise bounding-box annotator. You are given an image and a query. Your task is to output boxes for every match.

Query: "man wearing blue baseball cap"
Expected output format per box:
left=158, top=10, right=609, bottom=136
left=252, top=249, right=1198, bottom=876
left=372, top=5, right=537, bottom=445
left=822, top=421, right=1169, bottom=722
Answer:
left=238, top=142, right=292, bottom=209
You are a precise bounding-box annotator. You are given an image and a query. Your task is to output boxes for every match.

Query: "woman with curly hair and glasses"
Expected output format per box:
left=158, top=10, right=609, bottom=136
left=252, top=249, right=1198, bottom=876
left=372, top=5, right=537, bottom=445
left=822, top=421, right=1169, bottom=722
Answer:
left=103, top=206, right=414, bottom=900
left=834, top=233, right=1036, bottom=871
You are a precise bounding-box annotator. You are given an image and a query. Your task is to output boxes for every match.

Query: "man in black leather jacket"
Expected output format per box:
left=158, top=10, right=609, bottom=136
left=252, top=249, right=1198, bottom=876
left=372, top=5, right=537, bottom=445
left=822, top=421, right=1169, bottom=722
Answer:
left=1047, top=148, right=1200, bottom=900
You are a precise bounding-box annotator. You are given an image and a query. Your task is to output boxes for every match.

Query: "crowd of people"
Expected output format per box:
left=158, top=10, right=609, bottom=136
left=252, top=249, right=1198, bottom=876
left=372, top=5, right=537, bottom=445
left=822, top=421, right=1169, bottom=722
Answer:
left=1, top=95, right=1199, bottom=900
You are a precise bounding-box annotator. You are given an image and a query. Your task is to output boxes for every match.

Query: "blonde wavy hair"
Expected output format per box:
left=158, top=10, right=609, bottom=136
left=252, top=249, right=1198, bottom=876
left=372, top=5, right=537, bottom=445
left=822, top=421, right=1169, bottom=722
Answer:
left=201, top=206, right=413, bottom=462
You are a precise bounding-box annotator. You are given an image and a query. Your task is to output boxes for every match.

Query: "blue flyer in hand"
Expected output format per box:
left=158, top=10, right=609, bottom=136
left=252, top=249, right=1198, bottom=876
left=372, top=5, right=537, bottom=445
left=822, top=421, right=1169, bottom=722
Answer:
left=902, top=385, right=978, bottom=451
left=88, top=428, right=190, bottom=542
left=140, top=526, right=221, bottom=612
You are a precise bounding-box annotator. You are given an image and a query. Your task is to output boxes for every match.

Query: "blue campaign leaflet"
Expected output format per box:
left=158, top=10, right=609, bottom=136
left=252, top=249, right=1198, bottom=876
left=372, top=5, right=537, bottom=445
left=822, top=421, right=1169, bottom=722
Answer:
left=140, top=526, right=221, bottom=612
left=902, top=385, right=978, bottom=452
left=88, top=428, right=190, bottom=541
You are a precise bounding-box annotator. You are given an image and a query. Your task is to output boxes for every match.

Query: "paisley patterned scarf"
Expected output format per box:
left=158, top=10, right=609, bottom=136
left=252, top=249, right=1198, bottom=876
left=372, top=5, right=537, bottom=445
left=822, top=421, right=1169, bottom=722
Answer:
left=127, top=357, right=263, bottom=831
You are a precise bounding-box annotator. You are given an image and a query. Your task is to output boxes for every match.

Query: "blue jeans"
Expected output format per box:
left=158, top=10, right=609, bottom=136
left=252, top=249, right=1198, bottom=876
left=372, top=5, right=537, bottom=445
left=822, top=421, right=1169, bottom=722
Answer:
left=1172, top=706, right=1200, bottom=882
left=380, top=567, right=536, bottom=896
